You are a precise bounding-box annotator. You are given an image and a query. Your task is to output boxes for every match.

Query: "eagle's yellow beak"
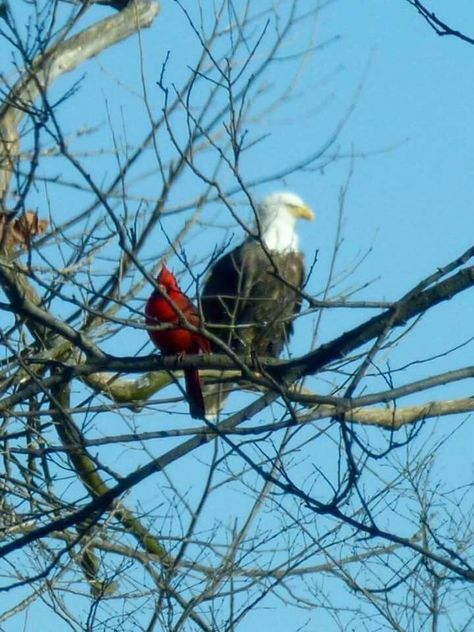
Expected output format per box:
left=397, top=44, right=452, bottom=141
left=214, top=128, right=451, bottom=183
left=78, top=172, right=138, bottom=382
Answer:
left=292, top=204, right=314, bottom=221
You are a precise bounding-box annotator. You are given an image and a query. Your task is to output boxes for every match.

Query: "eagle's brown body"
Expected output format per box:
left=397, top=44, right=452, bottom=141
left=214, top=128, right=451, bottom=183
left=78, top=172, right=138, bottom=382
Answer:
left=201, top=240, right=305, bottom=356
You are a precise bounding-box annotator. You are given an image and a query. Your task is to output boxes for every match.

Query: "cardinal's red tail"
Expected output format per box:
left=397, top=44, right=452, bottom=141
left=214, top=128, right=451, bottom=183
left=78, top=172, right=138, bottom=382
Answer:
left=184, top=369, right=206, bottom=419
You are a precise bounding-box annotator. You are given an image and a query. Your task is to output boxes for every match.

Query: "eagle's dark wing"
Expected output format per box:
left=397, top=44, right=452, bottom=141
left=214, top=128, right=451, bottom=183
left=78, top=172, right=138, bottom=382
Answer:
left=201, top=240, right=305, bottom=357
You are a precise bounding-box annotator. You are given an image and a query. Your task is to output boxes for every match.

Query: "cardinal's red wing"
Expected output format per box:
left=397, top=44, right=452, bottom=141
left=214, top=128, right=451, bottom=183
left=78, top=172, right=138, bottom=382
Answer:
left=146, top=291, right=210, bottom=354
left=169, top=294, right=211, bottom=353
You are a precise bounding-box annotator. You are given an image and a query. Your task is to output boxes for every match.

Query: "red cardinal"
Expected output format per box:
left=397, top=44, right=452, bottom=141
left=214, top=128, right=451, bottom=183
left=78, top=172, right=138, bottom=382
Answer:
left=145, top=264, right=211, bottom=419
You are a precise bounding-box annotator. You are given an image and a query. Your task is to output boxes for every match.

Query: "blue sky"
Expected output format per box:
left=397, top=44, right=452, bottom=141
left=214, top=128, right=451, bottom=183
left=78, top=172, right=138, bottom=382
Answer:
left=2, top=1, right=474, bottom=630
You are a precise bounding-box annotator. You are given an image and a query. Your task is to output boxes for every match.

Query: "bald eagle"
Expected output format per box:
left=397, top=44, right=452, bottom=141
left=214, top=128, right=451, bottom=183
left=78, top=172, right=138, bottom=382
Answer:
left=201, top=192, right=314, bottom=411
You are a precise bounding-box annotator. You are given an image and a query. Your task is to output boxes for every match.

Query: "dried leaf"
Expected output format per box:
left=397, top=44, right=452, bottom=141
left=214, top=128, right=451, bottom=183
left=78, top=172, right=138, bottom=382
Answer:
left=0, top=210, right=48, bottom=253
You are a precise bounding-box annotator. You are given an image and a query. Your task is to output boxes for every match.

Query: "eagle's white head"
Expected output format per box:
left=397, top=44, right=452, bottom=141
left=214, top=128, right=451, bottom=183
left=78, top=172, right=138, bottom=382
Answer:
left=256, top=191, right=314, bottom=253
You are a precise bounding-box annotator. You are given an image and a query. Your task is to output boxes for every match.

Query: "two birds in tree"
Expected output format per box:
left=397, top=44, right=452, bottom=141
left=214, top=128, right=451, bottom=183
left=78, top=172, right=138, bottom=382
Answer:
left=145, top=191, right=314, bottom=419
